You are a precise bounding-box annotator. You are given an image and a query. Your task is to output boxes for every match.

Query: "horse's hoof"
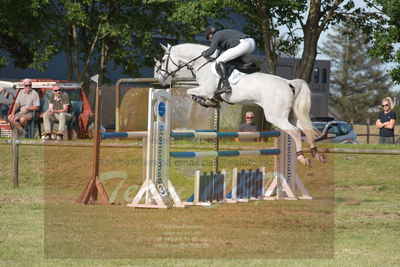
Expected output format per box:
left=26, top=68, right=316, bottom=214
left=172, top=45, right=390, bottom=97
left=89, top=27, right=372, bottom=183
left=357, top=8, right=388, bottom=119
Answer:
left=297, top=155, right=312, bottom=167
left=315, top=153, right=328, bottom=163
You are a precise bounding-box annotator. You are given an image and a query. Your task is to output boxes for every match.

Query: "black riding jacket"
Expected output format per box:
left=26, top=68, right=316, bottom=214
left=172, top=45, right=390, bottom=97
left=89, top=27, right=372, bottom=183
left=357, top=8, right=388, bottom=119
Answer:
left=202, top=29, right=249, bottom=57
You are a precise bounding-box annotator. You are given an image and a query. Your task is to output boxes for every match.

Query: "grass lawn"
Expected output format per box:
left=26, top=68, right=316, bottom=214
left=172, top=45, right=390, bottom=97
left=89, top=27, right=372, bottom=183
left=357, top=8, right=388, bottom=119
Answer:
left=0, top=139, right=399, bottom=266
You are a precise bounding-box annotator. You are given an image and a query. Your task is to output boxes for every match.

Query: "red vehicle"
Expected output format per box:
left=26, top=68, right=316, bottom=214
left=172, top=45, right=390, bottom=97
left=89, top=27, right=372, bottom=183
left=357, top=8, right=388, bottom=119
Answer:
left=8, top=79, right=93, bottom=139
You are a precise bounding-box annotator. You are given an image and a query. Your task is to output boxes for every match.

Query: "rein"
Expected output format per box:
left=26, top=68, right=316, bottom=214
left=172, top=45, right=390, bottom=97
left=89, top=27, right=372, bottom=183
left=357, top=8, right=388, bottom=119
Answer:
left=158, top=49, right=203, bottom=80
left=197, top=58, right=214, bottom=72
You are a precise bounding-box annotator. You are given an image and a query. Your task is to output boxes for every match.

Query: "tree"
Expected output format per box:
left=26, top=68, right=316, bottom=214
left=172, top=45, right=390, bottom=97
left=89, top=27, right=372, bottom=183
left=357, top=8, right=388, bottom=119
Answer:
left=48, top=0, right=179, bottom=90
left=367, top=0, right=400, bottom=84
left=169, top=0, right=367, bottom=83
left=1, top=0, right=182, bottom=93
left=320, top=24, right=393, bottom=122
left=0, top=0, right=54, bottom=71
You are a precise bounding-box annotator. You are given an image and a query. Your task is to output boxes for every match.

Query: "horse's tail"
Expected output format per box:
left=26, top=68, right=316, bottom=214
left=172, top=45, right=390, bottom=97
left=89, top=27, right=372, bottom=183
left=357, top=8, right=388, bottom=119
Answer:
left=289, top=79, right=318, bottom=139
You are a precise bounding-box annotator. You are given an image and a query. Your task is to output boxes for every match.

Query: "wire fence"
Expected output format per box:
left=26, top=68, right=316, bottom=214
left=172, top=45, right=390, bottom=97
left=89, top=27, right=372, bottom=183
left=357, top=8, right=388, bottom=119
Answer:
left=351, top=118, right=400, bottom=144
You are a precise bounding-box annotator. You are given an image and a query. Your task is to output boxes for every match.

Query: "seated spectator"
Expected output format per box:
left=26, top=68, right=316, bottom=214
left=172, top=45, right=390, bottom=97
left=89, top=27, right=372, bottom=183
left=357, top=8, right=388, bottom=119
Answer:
left=236, top=111, right=258, bottom=142
left=7, top=78, right=40, bottom=137
left=42, top=84, right=72, bottom=141
left=0, top=87, right=9, bottom=120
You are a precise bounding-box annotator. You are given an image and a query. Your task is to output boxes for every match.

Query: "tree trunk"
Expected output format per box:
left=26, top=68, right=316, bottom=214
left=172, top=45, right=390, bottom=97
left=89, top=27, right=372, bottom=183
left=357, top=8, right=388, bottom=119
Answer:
left=72, top=25, right=80, bottom=81
left=295, top=0, right=323, bottom=82
left=257, top=4, right=277, bottom=74
left=65, top=26, right=73, bottom=80
left=99, top=40, right=109, bottom=86
left=262, top=30, right=277, bottom=75
left=296, top=28, right=321, bottom=82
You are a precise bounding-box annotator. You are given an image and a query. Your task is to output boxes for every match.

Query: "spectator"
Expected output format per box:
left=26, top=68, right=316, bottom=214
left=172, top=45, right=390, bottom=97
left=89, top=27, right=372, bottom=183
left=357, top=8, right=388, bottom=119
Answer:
left=1, top=104, right=8, bottom=120
left=0, top=87, right=9, bottom=119
left=42, top=84, right=72, bottom=141
left=376, top=97, right=396, bottom=144
left=7, top=78, right=40, bottom=137
left=236, top=111, right=258, bottom=142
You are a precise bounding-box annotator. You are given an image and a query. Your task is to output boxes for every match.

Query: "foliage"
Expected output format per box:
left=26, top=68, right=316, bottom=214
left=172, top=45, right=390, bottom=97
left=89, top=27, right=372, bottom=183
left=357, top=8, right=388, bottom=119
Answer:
left=321, top=23, right=393, bottom=122
left=0, top=0, right=183, bottom=93
left=168, top=0, right=369, bottom=83
left=1, top=0, right=397, bottom=93
left=366, top=0, right=400, bottom=84
left=0, top=0, right=53, bottom=71
left=47, top=0, right=180, bottom=91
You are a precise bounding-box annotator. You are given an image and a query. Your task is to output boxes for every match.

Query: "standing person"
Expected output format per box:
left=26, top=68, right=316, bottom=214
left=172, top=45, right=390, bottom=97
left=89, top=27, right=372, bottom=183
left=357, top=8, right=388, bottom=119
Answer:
left=7, top=78, right=40, bottom=137
left=236, top=111, right=258, bottom=142
left=376, top=97, right=396, bottom=144
left=42, top=84, right=72, bottom=141
left=202, top=26, right=256, bottom=94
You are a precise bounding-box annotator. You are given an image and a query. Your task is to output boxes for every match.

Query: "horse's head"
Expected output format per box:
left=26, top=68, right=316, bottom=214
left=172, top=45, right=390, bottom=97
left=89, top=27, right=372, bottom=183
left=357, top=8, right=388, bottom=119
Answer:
left=155, top=43, right=179, bottom=86
left=155, top=43, right=207, bottom=86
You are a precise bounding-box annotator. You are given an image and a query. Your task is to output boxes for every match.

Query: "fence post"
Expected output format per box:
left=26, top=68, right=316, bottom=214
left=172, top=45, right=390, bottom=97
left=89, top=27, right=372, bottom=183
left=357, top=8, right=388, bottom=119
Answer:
left=11, top=128, right=19, bottom=187
left=366, top=118, right=370, bottom=144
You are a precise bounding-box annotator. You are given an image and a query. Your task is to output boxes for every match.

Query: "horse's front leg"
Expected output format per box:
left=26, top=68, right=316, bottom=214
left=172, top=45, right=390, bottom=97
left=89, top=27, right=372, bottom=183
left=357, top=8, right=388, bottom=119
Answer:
left=187, top=86, right=219, bottom=108
left=187, top=86, right=214, bottom=99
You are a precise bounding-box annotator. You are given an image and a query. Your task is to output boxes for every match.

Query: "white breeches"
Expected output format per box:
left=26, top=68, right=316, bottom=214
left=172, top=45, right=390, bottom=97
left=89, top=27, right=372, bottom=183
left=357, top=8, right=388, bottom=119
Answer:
left=216, top=38, right=256, bottom=63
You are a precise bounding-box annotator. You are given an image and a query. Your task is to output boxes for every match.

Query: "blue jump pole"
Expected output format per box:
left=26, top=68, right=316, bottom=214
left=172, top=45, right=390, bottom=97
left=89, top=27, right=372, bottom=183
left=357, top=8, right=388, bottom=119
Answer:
left=170, top=149, right=281, bottom=158
left=101, top=130, right=281, bottom=139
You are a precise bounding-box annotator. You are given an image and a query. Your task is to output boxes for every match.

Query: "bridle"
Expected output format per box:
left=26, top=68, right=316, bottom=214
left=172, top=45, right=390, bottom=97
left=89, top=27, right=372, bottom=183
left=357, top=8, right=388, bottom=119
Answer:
left=157, top=47, right=203, bottom=80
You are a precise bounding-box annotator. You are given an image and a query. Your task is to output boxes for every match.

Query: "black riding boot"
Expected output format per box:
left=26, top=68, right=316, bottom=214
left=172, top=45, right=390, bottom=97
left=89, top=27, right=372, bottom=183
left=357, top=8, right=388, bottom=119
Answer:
left=217, top=62, right=232, bottom=94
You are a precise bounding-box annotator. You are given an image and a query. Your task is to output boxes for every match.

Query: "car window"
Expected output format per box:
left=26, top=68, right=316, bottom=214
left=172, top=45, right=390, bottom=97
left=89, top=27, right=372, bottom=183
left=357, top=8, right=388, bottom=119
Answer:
left=67, top=90, right=82, bottom=101
left=338, top=123, right=351, bottom=135
left=327, top=124, right=339, bottom=135
left=313, top=122, right=326, bottom=131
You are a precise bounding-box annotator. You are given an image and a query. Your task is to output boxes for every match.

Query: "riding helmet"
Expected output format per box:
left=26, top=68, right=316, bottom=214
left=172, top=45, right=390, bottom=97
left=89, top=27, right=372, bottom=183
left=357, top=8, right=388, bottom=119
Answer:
left=205, top=25, right=217, bottom=39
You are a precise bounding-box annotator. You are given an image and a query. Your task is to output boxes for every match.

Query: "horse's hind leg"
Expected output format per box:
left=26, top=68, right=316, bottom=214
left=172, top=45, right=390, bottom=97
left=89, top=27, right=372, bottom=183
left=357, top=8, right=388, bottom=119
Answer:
left=296, top=121, right=327, bottom=163
left=269, top=118, right=312, bottom=167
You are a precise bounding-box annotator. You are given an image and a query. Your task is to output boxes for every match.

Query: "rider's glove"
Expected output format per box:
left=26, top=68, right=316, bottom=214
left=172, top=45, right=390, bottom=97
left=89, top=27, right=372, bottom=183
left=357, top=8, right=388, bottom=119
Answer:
left=201, top=50, right=209, bottom=57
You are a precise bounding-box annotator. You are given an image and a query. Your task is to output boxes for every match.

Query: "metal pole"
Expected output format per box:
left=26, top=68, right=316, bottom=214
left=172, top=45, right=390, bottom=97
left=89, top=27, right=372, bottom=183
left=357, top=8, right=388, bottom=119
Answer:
left=115, top=77, right=195, bottom=132
left=366, top=118, right=370, bottom=144
left=213, top=108, right=220, bottom=173
left=11, top=128, right=19, bottom=187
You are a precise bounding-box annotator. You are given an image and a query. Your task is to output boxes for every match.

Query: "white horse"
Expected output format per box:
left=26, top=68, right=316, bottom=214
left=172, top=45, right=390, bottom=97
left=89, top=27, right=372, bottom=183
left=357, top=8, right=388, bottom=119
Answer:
left=155, top=43, right=326, bottom=166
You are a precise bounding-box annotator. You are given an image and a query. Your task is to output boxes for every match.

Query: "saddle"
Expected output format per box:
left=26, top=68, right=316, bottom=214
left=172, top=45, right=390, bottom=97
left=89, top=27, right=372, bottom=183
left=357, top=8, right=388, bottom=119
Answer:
left=192, top=58, right=260, bottom=108
left=213, top=58, right=260, bottom=103
left=224, top=57, right=260, bottom=76
left=215, top=58, right=260, bottom=94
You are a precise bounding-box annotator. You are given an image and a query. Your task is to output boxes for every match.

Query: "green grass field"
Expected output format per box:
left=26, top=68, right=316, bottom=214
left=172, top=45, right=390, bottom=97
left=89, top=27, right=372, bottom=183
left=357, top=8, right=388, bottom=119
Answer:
left=0, top=140, right=399, bottom=266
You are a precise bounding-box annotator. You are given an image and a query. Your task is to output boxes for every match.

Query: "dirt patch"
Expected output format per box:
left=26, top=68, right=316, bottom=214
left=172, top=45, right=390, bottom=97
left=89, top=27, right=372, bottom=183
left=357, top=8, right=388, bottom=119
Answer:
left=0, top=194, right=43, bottom=205
left=362, top=213, right=400, bottom=219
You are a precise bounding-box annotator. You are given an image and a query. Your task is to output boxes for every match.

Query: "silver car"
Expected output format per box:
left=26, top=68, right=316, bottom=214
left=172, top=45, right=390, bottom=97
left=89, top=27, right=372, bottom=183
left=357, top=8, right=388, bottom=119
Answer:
left=313, top=120, right=359, bottom=144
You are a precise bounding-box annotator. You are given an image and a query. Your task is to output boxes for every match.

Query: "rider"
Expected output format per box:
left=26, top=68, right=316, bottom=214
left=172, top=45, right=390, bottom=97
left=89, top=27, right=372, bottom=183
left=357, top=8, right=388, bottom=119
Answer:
left=202, top=26, right=256, bottom=94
